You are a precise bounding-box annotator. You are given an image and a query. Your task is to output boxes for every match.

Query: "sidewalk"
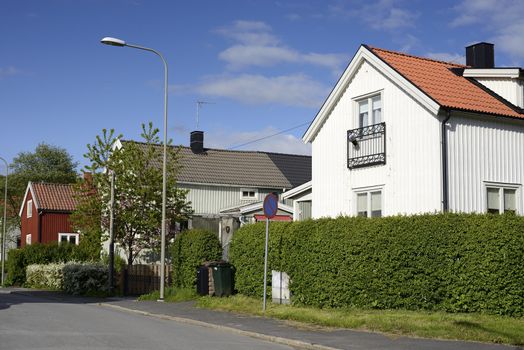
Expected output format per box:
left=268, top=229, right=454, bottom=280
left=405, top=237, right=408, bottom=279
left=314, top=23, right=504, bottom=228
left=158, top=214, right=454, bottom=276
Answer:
left=3, top=288, right=521, bottom=350
left=102, top=298, right=523, bottom=350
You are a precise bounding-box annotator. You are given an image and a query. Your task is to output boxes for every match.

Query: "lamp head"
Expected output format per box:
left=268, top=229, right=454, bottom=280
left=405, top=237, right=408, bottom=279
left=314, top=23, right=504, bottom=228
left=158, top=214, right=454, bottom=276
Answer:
left=100, top=37, right=126, bottom=47
left=348, top=132, right=359, bottom=146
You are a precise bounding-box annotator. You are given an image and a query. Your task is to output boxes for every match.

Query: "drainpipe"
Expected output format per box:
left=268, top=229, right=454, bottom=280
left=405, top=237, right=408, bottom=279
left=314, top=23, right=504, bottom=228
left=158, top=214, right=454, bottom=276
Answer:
left=441, top=110, right=451, bottom=212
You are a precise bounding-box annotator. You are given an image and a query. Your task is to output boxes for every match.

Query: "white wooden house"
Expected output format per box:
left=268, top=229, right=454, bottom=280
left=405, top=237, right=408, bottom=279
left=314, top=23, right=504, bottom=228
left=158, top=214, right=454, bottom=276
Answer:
left=303, top=42, right=524, bottom=218
left=115, top=135, right=311, bottom=258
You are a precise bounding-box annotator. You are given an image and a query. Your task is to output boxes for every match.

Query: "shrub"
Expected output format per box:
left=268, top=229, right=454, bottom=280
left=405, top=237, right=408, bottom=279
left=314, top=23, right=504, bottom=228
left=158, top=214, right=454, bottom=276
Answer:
left=6, top=242, right=92, bottom=286
left=229, top=213, right=524, bottom=316
left=171, top=229, right=222, bottom=288
left=26, top=263, right=65, bottom=290
left=62, top=263, right=109, bottom=296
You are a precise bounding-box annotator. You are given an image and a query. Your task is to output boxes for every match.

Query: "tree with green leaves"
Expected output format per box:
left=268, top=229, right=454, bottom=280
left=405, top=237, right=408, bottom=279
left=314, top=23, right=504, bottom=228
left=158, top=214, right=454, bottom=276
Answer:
left=78, top=123, right=192, bottom=266
left=0, top=143, right=78, bottom=245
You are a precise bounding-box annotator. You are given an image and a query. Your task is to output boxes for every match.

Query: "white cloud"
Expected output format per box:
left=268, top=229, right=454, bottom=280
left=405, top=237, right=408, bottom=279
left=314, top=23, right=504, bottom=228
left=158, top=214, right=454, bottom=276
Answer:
left=215, top=20, right=347, bottom=73
left=216, top=20, right=278, bottom=46
left=219, top=45, right=299, bottom=68
left=0, top=66, right=20, bottom=79
left=328, top=0, right=418, bottom=31
left=286, top=13, right=302, bottom=21
left=450, top=0, right=524, bottom=62
left=196, top=73, right=328, bottom=108
left=205, top=127, right=311, bottom=155
left=426, top=52, right=465, bottom=65
left=380, top=7, right=417, bottom=30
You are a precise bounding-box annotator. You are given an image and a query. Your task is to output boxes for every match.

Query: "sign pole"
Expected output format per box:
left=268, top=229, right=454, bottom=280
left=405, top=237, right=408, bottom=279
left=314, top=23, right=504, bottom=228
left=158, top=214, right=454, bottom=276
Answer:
left=262, top=193, right=278, bottom=312
left=263, top=217, right=269, bottom=311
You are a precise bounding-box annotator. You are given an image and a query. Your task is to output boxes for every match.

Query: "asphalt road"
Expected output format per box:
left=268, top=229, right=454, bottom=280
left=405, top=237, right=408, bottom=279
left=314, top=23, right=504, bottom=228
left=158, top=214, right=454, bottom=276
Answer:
left=0, top=292, right=294, bottom=350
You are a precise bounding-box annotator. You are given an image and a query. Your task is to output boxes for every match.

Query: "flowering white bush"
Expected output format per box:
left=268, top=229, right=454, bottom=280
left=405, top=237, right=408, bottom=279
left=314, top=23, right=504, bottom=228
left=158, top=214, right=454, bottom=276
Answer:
left=26, top=263, right=65, bottom=290
left=25, top=262, right=109, bottom=296
left=63, top=263, right=109, bottom=296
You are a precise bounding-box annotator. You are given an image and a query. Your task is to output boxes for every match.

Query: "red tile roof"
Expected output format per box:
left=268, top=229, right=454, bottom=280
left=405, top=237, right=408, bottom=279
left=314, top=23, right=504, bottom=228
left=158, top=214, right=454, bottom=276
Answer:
left=368, top=46, right=523, bottom=119
left=31, top=182, right=77, bottom=212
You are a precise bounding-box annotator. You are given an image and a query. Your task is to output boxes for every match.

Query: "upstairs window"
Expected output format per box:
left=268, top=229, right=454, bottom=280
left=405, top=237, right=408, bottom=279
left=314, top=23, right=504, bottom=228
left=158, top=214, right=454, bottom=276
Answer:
left=487, top=186, right=517, bottom=214
left=27, top=200, right=33, bottom=218
left=358, top=94, right=382, bottom=127
left=356, top=190, right=382, bottom=217
left=241, top=188, right=258, bottom=200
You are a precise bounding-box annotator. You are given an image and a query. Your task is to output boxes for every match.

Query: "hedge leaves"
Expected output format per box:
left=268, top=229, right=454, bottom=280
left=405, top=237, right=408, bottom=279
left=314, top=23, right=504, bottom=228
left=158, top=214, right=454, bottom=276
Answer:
left=229, top=213, right=524, bottom=316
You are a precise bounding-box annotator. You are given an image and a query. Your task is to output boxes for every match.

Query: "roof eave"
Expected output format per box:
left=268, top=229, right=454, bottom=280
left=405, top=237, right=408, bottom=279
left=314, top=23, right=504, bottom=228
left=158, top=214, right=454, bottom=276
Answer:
left=303, top=45, right=440, bottom=143
left=18, top=182, right=40, bottom=217
left=281, top=180, right=312, bottom=200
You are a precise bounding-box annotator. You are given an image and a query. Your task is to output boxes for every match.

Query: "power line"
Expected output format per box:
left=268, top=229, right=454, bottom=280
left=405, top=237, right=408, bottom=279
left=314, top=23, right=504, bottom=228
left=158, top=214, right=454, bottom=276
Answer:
left=227, top=121, right=311, bottom=150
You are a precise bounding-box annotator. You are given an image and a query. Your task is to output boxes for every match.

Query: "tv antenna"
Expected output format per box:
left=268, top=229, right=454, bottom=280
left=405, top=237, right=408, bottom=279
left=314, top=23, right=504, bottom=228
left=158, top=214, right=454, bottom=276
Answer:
left=196, top=100, right=215, bottom=129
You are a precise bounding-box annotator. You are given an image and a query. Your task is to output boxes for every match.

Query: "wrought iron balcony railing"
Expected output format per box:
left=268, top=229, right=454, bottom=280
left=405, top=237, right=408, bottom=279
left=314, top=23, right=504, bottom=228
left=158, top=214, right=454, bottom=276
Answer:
left=347, top=122, right=386, bottom=169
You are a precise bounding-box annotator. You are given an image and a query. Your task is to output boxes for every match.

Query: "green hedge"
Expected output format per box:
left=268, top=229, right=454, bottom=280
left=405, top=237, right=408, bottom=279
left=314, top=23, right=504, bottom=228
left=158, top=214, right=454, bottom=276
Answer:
left=6, top=242, right=92, bottom=286
left=171, top=229, right=222, bottom=288
left=63, top=263, right=109, bottom=296
left=229, top=213, right=524, bottom=316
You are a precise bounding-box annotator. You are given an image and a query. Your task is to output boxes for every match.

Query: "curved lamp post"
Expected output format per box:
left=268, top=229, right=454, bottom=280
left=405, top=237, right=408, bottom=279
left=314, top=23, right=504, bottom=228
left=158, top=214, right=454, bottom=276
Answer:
left=101, top=37, right=168, bottom=301
left=0, top=156, right=8, bottom=287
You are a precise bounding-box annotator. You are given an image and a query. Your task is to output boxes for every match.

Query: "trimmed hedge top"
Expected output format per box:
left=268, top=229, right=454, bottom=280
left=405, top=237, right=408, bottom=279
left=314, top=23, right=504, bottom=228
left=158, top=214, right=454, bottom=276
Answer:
left=229, top=213, right=524, bottom=316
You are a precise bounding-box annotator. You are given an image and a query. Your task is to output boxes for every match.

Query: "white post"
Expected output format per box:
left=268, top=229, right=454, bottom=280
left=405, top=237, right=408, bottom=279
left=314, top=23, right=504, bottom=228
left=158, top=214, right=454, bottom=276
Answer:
left=263, top=218, right=269, bottom=311
left=0, top=157, right=8, bottom=287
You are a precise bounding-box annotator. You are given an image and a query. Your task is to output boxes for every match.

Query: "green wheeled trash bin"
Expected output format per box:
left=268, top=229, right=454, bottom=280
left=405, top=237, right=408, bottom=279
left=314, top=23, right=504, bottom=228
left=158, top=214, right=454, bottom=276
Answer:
left=211, top=262, right=233, bottom=297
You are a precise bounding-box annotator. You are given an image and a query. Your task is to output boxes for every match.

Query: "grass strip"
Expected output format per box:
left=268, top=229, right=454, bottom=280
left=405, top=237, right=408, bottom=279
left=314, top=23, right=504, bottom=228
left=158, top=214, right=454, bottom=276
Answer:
left=138, top=287, right=197, bottom=303
left=196, top=294, right=524, bottom=346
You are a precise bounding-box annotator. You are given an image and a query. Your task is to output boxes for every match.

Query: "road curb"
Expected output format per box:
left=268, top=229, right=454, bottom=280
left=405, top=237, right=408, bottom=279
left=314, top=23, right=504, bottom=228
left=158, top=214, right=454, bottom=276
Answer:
left=99, top=302, right=341, bottom=350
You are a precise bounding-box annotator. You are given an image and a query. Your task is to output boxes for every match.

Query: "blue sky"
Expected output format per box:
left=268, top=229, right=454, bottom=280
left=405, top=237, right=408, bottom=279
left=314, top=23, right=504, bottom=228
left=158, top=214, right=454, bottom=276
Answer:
left=1, top=0, right=524, bottom=171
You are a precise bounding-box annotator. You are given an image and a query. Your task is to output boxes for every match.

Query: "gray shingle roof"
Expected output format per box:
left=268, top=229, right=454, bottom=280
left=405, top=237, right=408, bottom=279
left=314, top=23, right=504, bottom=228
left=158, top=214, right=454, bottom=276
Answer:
left=122, top=141, right=311, bottom=189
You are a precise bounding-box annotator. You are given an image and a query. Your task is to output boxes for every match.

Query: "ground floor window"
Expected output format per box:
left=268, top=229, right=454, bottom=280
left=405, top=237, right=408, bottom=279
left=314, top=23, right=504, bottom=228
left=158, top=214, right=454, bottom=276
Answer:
left=486, top=185, right=518, bottom=214
left=26, top=233, right=31, bottom=245
left=59, top=233, right=80, bottom=245
left=356, top=189, right=382, bottom=217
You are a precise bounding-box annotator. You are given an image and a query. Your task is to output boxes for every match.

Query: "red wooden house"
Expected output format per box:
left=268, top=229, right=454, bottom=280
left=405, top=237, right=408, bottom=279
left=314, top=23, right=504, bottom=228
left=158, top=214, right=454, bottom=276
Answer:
left=19, top=182, right=78, bottom=247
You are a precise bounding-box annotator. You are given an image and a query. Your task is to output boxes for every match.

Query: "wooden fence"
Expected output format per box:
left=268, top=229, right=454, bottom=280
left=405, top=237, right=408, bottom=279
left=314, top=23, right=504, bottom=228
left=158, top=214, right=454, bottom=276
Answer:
left=119, top=264, right=172, bottom=296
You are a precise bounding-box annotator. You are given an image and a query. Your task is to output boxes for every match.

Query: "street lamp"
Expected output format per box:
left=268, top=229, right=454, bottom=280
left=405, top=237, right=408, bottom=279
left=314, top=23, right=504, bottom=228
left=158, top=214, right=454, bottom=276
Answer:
left=0, top=156, right=8, bottom=287
left=101, top=36, right=169, bottom=301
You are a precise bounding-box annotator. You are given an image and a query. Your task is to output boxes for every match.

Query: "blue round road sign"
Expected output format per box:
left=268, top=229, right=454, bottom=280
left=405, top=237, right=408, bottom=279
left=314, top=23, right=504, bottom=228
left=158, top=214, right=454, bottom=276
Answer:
left=263, top=193, right=279, bottom=219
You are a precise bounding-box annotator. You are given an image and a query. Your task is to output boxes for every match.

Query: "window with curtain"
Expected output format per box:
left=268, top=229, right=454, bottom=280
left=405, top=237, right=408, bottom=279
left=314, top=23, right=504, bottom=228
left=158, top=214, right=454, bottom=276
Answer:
left=358, top=94, right=382, bottom=127
left=487, top=186, right=517, bottom=214
left=355, top=190, right=382, bottom=217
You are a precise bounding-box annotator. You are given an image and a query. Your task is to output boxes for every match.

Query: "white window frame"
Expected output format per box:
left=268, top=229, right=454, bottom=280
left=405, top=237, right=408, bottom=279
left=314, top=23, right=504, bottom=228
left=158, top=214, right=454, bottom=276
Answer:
left=353, top=185, right=384, bottom=218
left=354, top=90, right=383, bottom=129
left=27, top=200, right=33, bottom=218
left=26, top=233, right=32, bottom=245
left=59, top=233, right=80, bottom=245
left=484, top=182, right=520, bottom=214
left=240, top=188, right=258, bottom=201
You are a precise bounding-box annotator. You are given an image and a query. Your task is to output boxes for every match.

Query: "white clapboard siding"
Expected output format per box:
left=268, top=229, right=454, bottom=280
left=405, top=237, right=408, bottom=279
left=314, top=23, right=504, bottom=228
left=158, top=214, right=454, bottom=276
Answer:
left=475, top=78, right=524, bottom=108
left=312, top=60, right=442, bottom=218
left=447, top=113, right=524, bottom=213
left=181, top=183, right=279, bottom=215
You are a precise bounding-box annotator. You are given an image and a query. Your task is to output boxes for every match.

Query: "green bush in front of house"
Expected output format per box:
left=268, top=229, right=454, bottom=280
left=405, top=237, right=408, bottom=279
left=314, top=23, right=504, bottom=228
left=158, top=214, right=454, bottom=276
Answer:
left=23, top=261, right=109, bottom=296
left=62, top=263, right=109, bottom=296
left=171, top=229, right=222, bottom=288
left=26, top=263, right=65, bottom=290
left=5, top=242, right=92, bottom=286
left=229, top=213, right=524, bottom=316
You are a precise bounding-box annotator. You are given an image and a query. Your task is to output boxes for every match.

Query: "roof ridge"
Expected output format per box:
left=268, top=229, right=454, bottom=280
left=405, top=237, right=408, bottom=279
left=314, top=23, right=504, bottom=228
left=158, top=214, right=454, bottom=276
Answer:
left=122, top=140, right=311, bottom=158
left=32, top=182, right=74, bottom=187
left=367, top=45, right=466, bottom=68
